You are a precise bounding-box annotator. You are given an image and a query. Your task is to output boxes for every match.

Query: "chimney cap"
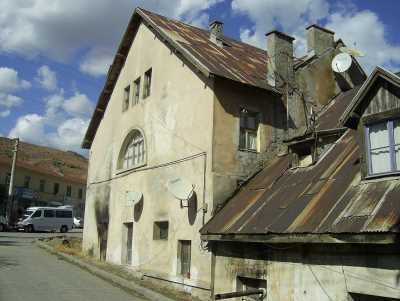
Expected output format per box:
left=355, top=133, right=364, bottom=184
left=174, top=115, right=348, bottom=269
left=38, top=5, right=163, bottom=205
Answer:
left=265, top=30, right=295, bottom=42
left=306, top=24, right=334, bottom=35
left=209, top=20, right=223, bottom=27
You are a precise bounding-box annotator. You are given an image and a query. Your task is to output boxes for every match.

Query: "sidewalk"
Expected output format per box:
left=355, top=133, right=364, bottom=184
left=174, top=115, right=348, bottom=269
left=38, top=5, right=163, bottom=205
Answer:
left=36, top=239, right=186, bottom=301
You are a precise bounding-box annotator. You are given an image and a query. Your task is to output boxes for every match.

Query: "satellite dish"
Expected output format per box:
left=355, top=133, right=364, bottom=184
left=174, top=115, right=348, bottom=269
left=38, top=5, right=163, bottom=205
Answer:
left=332, top=53, right=352, bottom=73
left=126, top=191, right=143, bottom=206
left=167, top=178, right=194, bottom=200
left=340, top=46, right=364, bottom=57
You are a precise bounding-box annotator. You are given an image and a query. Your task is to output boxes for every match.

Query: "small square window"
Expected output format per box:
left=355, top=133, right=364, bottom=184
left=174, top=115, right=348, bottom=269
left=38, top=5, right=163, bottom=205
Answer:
left=123, top=85, right=130, bottom=112
left=153, top=221, right=169, bottom=240
left=239, top=108, right=259, bottom=151
left=133, top=77, right=141, bottom=105
left=143, top=68, right=152, bottom=99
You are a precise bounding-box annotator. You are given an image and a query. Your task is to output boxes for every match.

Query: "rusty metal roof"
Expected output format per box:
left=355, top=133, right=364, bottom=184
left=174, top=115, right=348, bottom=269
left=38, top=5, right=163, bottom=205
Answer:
left=82, top=7, right=283, bottom=149
left=201, top=129, right=400, bottom=236
left=0, top=137, right=87, bottom=184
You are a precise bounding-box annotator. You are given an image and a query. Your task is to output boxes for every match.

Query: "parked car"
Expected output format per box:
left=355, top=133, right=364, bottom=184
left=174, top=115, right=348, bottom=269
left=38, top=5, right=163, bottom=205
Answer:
left=73, top=217, right=84, bottom=228
left=17, top=206, right=73, bottom=233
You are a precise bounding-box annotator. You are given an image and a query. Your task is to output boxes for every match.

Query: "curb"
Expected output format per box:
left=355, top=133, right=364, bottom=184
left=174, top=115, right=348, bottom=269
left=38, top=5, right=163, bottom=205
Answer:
left=36, top=240, right=177, bottom=301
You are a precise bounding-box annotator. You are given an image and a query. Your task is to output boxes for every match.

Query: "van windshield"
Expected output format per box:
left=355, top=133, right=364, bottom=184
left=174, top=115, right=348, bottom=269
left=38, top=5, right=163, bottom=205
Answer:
left=23, top=210, right=34, bottom=218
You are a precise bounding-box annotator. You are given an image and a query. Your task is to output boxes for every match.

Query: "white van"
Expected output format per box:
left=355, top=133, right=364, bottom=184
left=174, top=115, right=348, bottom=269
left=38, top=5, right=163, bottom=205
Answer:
left=17, top=207, right=73, bottom=233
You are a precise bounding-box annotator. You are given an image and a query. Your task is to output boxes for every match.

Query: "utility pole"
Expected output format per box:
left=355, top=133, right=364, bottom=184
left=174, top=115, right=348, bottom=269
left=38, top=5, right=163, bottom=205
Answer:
left=6, top=138, right=19, bottom=227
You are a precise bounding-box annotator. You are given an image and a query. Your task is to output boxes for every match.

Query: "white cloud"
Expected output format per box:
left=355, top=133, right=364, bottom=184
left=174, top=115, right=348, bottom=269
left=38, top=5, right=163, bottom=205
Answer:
left=48, top=118, right=89, bottom=151
left=0, top=67, right=31, bottom=93
left=0, top=110, right=10, bottom=118
left=79, top=48, right=114, bottom=77
left=35, top=65, right=57, bottom=91
left=9, top=114, right=47, bottom=145
left=0, top=93, right=23, bottom=108
left=0, top=0, right=220, bottom=76
left=62, top=92, right=94, bottom=117
left=326, top=10, right=400, bottom=72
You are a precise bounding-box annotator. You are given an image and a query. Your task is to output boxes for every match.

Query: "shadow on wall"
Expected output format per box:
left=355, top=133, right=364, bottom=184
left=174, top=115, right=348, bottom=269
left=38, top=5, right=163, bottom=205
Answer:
left=134, top=197, right=144, bottom=222
left=187, top=191, right=198, bottom=226
left=94, top=185, right=110, bottom=261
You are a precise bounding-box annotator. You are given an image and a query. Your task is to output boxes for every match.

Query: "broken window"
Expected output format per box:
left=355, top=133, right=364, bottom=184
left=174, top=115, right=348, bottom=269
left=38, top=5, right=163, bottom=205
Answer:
left=119, top=130, right=146, bottom=170
left=153, top=221, right=169, bottom=240
left=133, top=77, right=141, bottom=105
left=237, top=276, right=267, bottom=301
left=239, top=108, right=259, bottom=151
left=122, top=85, right=130, bottom=112
left=143, top=68, right=152, bottom=99
left=178, top=240, right=191, bottom=278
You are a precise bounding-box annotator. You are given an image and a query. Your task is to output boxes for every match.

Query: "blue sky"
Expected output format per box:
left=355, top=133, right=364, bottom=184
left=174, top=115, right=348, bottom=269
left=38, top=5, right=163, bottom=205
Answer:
left=0, top=0, right=399, bottom=155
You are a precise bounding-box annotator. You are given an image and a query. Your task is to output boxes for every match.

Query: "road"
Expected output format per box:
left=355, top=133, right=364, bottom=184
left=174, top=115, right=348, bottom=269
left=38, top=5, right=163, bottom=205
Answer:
left=0, top=231, right=146, bottom=301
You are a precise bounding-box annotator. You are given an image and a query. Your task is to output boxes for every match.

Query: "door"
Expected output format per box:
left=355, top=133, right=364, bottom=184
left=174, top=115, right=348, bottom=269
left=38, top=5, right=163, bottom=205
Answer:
left=125, top=223, right=133, bottom=265
left=178, top=240, right=191, bottom=278
left=99, top=223, right=108, bottom=261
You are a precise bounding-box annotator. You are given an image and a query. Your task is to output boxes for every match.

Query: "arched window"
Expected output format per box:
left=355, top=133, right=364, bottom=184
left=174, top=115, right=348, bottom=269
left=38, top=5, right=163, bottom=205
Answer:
left=119, top=130, right=146, bottom=170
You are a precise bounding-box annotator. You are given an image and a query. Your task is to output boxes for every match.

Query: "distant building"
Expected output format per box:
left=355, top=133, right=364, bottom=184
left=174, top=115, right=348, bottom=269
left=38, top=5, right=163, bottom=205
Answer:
left=0, top=137, right=88, bottom=218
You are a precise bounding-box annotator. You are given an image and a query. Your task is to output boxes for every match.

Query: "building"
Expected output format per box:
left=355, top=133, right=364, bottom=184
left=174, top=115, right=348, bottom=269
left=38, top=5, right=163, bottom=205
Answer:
left=81, top=7, right=365, bottom=300
left=0, top=137, right=87, bottom=219
left=201, top=64, right=400, bottom=300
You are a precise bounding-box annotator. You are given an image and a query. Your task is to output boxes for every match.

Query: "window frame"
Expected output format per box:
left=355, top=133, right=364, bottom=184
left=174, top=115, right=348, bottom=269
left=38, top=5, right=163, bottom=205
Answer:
left=117, top=129, right=147, bottom=173
left=143, top=68, right=152, bottom=99
left=122, top=85, right=130, bottom=112
left=365, top=118, right=400, bottom=178
left=239, top=108, right=260, bottom=152
left=133, top=77, right=141, bottom=106
left=39, top=179, right=46, bottom=193
left=153, top=221, right=169, bottom=240
left=53, top=183, right=60, bottom=195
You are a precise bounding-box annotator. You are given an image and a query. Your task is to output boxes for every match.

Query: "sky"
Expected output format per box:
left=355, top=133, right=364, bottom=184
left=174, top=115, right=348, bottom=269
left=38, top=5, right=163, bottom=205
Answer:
left=0, top=0, right=399, bottom=156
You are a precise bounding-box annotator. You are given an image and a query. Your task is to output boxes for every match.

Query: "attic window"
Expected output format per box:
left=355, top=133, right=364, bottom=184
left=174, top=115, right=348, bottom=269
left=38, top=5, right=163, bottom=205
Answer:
left=290, top=142, right=314, bottom=168
left=366, top=119, right=400, bottom=176
left=239, top=108, right=259, bottom=151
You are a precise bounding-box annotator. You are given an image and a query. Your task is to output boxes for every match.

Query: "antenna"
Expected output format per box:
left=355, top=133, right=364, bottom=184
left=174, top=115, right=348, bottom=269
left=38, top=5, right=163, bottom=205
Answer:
left=340, top=46, right=364, bottom=57
left=167, top=178, right=194, bottom=200
left=331, top=53, right=352, bottom=73
left=126, top=191, right=143, bottom=206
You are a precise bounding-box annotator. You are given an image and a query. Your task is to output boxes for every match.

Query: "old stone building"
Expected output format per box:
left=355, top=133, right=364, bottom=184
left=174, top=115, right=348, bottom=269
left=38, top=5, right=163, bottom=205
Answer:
left=201, top=65, right=400, bottom=300
left=82, top=7, right=367, bottom=300
left=0, top=137, right=87, bottom=219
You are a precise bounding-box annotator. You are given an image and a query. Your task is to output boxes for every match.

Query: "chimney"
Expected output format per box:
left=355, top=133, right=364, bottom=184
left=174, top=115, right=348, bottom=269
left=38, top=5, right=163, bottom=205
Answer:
left=265, top=30, right=295, bottom=88
left=209, top=20, right=224, bottom=47
left=306, top=24, right=334, bottom=55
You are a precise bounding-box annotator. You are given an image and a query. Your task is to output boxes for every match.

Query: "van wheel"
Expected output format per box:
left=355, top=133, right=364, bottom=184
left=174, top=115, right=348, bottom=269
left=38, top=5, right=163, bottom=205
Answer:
left=60, top=225, right=68, bottom=233
left=25, top=225, right=34, bottom=233
left=0, top=223, right=5, bottom=232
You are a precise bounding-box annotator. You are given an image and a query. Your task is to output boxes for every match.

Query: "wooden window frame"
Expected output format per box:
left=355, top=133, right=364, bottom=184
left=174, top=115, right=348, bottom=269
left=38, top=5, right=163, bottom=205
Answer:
left=177, top=240, right=191, bottom=278
left=133, top=77, right=141, bottom=105
left=122, top=85, right=130, bottom=112
left=239, top=108, right=260, bottom=152
left=143, top=68, right=152, bottom=99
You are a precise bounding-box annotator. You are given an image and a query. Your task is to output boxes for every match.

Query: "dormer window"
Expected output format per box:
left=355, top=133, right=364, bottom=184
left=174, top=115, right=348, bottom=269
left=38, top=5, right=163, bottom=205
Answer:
left=366, top=119, right=400, bottom=176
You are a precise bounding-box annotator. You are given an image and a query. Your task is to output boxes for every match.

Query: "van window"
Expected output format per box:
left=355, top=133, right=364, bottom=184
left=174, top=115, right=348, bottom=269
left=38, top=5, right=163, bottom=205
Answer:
left=44, top=210, right=55, bottom=218
left=32, top=210, right=42, bottom=218
left=56, top=210, right=72, bottom=218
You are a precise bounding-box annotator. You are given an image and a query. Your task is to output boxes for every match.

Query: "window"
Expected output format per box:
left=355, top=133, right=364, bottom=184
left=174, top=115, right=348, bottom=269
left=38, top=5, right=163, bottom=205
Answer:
left=178, top=240, right=191, bottom=278
left=39, top=179, right=46, bottom=192
left=32, top=210, right=42, bottom=218
left=44, top=210, right=55, bottom=218
left=66, top=185, right=72, bottom=197
left=153, top=221, right=169, bottom=240
left=123, top=85, right=130, bottom=112
left=53, top=183, right=60, bottom=195
left=237, top=276, right=267, bottom=301
left=143, top=68, right=152, bottom=99
left=119, top=130, right=146, bottom=170
left=366, top=119, right=400, bottom=176
left=56, top=210, right=72, bottom=218
left=78, top=188, right=83, bottom=199
left=239, top=108, right=259, bottom=151
left=23, top=176, right=31, bottom=188
left=133, top=77, right=141, bottom=105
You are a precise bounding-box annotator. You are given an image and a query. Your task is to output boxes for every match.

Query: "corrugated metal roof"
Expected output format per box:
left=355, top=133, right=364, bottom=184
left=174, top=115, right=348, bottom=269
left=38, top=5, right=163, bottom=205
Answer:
left=0, top=137, right=87, bottom=184
left=201, top=129, right=400, bottom=235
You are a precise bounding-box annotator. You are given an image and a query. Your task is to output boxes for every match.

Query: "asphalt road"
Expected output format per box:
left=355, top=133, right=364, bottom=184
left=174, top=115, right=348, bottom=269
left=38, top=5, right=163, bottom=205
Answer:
left=0, top=231, right=145, bottom=301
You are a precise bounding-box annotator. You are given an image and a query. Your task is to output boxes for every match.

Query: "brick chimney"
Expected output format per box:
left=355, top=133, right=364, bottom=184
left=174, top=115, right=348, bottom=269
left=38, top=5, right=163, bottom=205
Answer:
left=265, top=30, right=295, bottom=88
left=209, top=20, right=223, bottom=47
left=306, top=24, right=334, bottom=55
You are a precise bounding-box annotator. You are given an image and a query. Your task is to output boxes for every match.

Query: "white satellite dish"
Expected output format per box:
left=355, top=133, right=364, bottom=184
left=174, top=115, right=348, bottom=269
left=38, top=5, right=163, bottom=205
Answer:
left=167, top=178, right=194, bottom=200
left=126, top=191, right=143, bottom=206
left=332, top=53, right=352, bottom=73
left=340, top=46, right=364, bottom=57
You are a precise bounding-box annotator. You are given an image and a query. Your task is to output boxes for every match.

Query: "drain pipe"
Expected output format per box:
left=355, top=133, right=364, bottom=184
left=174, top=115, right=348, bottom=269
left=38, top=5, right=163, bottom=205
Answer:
left=215, top=288, right=266, bottom=300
